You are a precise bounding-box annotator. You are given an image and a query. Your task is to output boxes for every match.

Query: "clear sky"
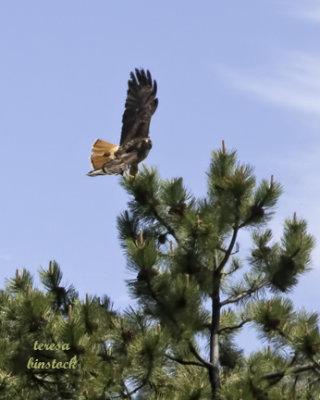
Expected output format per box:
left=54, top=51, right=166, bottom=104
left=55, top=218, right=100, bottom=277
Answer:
left=1, top=0, right=319, bottom=352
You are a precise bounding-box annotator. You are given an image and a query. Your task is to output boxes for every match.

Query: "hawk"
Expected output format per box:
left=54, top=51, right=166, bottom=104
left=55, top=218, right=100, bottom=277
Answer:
left=87, top=68, right=158, bottom=177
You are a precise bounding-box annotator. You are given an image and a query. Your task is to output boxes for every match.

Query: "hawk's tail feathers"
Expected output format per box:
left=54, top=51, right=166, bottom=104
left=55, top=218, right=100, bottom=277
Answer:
left=90, top=139, right=119, bottom=169
left=87, top=166, right=124, bottom=176
left=87, top=169, right=105, bottom=177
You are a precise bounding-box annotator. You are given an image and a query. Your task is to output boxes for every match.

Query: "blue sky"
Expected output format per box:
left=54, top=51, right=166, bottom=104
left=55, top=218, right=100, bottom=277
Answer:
left=1, top=1, right=320, bottom=352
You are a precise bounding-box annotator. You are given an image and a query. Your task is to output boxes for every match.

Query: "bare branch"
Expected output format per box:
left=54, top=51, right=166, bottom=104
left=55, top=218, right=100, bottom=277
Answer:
left=221, top=280, right=267, bottom=306
left=217, top=243, right=239, bottom=256
left=188, top=342, right=213, bottom=369
left=217, top=227, right=239, bottom=273
left=222, top=263, right=240, bottom=277
left=151, top=206, right=179, bottom=243
left=218, top=319, right=251, bottom=334
left=263, top=360, right=320, bottom=381
left=165, top=353, right=205, bottom=368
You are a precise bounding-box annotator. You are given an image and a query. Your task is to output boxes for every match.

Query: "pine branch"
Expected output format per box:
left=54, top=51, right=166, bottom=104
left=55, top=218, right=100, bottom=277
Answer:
left=151, top=206, right=179, bottom=243
left=143, top=270, right=178, bottom=327
left=208, top=268, right=221, bottom=397
left=111, top=374, right=150, bottom=399
left=217, top=227, right=239, bottom=273
left=220, top=279, right=268, bottom=306
left=165, top=353, right=206, bottom=368
left=188, top=342, right=213, bottom=369
left=222, top=263, right=240, bottom=276
left=263, top=360, right=320, bottom=381
left=123, top=380, right=148, bottom=399
left=217, top=246, right=239, bottom=256
left=218, top=319, right=251, bottom=334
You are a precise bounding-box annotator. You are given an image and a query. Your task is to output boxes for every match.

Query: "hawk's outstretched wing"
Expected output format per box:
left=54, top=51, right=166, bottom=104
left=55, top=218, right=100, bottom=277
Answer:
left=120, top=69, right=158, bottom=145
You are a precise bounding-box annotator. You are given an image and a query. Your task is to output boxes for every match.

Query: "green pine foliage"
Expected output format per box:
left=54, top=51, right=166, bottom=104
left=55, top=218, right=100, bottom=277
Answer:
left=0, top=144, right=318, bottom=399
left=0, top=262, right=143, bottom=399
left=116, top=144, right=316, bottom=399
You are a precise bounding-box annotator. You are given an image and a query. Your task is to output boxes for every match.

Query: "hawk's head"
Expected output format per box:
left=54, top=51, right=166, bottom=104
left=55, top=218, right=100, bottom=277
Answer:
left=138, top=138, right=152, bottom=161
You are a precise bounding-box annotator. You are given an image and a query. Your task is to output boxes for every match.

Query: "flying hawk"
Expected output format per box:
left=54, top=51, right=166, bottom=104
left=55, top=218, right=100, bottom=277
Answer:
left=87, top=69, right=158, bottom=177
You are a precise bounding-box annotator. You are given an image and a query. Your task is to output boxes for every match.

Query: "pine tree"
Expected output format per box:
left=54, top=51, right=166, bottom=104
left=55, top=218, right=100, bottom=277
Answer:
left=117, top=141, right=317, bottom=400
left=0, top=262, right=147, bottom=399
left=0, top=142, right=318, bottom=399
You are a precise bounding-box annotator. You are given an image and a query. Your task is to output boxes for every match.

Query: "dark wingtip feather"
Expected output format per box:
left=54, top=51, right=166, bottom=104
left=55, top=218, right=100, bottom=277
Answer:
left=153, top=79, right=157, bottom=95
left=131, top=68, right=157, bottom=100
left=134, top=68, right=144, bottom=84
left=129, top=71, right=137, bottom=87
left=131, top=68, right=156, bottom=89
left=128, top=68, right=158, bottom=96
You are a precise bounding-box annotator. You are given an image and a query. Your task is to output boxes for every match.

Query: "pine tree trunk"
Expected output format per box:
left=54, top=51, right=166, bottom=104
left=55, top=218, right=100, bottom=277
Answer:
left=209, top=274, right=221, bottom=400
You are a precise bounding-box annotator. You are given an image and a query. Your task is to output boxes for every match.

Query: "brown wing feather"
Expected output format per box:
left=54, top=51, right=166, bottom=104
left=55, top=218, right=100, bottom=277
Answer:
left=90, top=139, right=119, bottom=169
left=120, top=69, right=158, bottom=145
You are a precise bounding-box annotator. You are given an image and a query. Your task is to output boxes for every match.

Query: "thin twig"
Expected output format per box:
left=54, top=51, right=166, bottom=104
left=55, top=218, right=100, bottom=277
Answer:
left=188, top=342, right=213, bottom=369
left=165, top=353, right=205, bottom=368
left=263, top=360, right=320, bottom=381
left=220, top=280, right=267, bottom=306
left=218, top=319, right=251, bottom=334
left=216, top=227, right=239, bottom=273
left=152, top=206, right=179, bottom=243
